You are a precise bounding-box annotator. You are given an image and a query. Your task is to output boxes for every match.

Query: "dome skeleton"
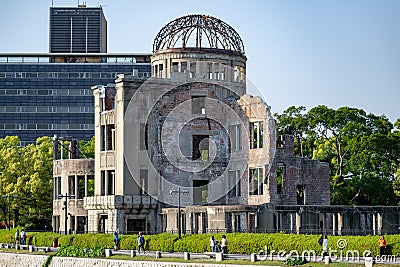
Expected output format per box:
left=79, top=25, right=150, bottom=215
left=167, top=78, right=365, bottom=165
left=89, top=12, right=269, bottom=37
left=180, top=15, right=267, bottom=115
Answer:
left=153, top=14, right=245, bottom=54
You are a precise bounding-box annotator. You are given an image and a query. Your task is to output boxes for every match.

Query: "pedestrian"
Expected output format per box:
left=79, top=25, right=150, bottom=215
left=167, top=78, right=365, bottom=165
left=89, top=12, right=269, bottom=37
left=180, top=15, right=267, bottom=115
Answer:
left=210, top=236, right=216, bottom=252
left=322, top=235, right=329, bottom=260
left=221, top=235, right=228, bottom=254
left=137, top=232, right=145, bottom=254
left=378, top=235, right=387, bottom=256
left=113, top=231, right=119, bottom=251
left=15, top=229, right=20, bottom=245
left=20, top=230, right=27, bottom=245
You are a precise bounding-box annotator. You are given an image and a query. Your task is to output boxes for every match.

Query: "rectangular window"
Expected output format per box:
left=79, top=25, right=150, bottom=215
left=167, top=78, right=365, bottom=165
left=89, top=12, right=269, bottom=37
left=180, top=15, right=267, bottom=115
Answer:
left=297, top=184, right=305, bottom=205
left=140, top=123, right=148, bottom=150
left=229, top=170, right=241, bottom=197
left=100, top=126, right=105, bottom=151
left=277, top=163, right=285, bottom=194
left=100, top=171, right=106, bottom=196
left=68, top=176, right=75, bottom=196
left=87, top=175, right=95, bottom=197
left=250, top=121, right=263, bottom=149
left=107, top=170, right=115, bottom=195
left=249, top=167, right=264, bottom=195
left=192, top=135, right=209, bottom=161
left=106, top=125, right=114, bottom=150
left=172, top=62, right=179, bottom=72
left=191, top=96, right=205, bottom=114
left=77, top=175, right=85, bottom=199
left=229, top=125, right=241, bottom=151
left=139, top=169, right=148, bottom=195
left=234, top=214, right=241, bottom=232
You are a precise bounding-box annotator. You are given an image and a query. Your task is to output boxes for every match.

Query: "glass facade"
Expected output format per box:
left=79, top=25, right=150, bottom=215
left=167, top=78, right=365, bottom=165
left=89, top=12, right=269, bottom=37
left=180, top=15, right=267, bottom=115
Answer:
left=0, top=54, right=151, bottom=145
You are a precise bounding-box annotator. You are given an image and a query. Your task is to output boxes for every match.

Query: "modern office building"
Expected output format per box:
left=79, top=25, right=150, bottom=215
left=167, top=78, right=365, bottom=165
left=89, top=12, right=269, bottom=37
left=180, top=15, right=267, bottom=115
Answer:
left=0, top=4, right=151, bottom=145
left=49, top=5, right=107, bottom=53
left=0, top=53, right=150, bottom=146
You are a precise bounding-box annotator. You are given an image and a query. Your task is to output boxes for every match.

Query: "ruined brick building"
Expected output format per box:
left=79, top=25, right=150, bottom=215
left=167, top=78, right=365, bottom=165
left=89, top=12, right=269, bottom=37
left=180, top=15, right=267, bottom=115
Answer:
left=53, top=14, right=400, bottom=235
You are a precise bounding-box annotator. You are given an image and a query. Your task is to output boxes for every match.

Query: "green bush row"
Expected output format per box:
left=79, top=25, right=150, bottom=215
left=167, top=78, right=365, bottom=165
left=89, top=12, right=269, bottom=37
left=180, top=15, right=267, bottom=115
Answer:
left=1, top=229, right=398, bottom=256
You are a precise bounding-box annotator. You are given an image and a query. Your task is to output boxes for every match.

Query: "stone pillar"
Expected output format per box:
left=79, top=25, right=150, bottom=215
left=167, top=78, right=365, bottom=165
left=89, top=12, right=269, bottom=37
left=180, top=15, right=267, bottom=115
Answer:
left=337, top=213, right=343, bottom=236
left=215, top=252, right=224, bottom=261
left=290, top=213, right=294, bottom=233
left=279, top=213, right=283, bottom=231
left=332, top=213, right=336, bottom=236
left=296, top=212, right=301, bottom=234
left=360, top=213, right=366, bottom=234
left=377, top=213, right=382, bottom=235
left=372, top=213, right=376, bottom=235
left=184, top=252, right=190, bottom=260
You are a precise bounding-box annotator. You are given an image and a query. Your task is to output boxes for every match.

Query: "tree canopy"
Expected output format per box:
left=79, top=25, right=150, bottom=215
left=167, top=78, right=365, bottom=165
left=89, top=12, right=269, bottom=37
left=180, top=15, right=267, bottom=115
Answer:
left=275, top=105, right=400, bottom=206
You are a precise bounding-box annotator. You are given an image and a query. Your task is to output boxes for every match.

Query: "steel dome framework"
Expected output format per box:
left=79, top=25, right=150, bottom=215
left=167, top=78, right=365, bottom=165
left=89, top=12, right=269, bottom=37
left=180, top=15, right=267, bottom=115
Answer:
left=152, top=14, right=245, bottom=54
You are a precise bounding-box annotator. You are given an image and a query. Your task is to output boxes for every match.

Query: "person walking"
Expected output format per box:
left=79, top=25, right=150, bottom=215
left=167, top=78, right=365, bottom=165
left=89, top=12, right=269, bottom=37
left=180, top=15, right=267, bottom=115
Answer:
left=322, top=235, right=329, bottom=260
left=113, top=231, right=120, bottom=251
left=137, top=232, right=145, bottom=254
left=14, top=230, right=20, bottom=245
left=378, top=235, right=387, bottom=256
left=20, top=230, right=27, bottom=245
left=221, top=235, right=228, bottom=254
left=210, top=236, right=216, bottom=252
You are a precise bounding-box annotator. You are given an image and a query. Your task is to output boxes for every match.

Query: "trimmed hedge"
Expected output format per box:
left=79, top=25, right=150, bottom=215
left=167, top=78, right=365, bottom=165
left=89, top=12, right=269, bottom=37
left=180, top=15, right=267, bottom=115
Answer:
left=1, top=229, right=398, bottom=256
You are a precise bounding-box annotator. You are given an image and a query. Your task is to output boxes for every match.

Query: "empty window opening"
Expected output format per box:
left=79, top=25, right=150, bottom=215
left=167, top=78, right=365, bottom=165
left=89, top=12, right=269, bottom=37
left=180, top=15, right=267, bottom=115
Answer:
left=127, top=219, right=146, bottom=234
left=98, top=215, right=108, bottom=233
left=249, top=167, right=264, bottom=195
left=250, top=121, right=263, bottom=149
left=192, top=135, right=209, bottom=161
left=193, top=180, right=209, bottom=205
left=189, top=62, right=196, bottom=78
left=297, top=185, right=305, bottom=205
left=234, top=214, right=241, bottom=232
left=106, top=170, right=115, bottom=195
left=229, top=124, right=241, bottom=152
left=181, top=62, right=187, bottom=73
left=106, top=125, right=114, bottom=150
left=100, top=125, right=105, bottom=151
left=68, top=175, right=75, bottom=196
left=172, top=62, right=179, bottom=72
left=276, top=163, right=285, bottom=194
left=140, top=123, right=149, bottom=150
left=229, top=170, right=241, bottom=197
left=100, top=171, right=106, bottom=196
left=192, top=96, right=205, bottom=114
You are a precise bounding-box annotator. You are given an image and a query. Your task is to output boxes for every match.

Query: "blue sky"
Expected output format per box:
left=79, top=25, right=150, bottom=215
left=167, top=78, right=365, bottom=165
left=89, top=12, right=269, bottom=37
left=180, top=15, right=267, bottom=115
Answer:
left=1, top=0, right=399, bottom=122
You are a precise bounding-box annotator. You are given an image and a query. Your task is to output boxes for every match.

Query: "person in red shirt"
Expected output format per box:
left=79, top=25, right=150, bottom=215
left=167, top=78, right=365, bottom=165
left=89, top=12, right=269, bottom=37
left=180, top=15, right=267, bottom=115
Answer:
left=378, top=235, right=386, bottom=256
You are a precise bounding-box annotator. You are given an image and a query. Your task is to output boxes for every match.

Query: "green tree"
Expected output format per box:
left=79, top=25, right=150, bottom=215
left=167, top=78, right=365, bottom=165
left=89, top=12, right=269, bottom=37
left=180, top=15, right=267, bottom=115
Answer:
left=0, top=136, right=53, bottom=229
left=275, top=105, right=400, bottom=205
left=79, top=136, right=95, bottom=158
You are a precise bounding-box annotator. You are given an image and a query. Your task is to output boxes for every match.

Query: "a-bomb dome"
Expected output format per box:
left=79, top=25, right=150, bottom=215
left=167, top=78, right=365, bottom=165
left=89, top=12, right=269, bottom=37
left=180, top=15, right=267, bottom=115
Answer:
left=152, top=14, right=245, bottom=55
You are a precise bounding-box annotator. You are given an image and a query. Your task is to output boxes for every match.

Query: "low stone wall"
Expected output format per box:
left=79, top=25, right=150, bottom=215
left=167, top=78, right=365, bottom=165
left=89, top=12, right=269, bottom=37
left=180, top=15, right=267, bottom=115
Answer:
left=0, top=253, right=261, bottom=267
left=0, top=253, right=47, bottom=267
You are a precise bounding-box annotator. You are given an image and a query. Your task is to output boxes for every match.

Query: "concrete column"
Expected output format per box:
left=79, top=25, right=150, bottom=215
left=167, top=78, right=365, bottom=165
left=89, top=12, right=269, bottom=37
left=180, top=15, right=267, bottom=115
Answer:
left=296, top=212, right=301, bottom=234
left=279, top=213, right=283, bottom=231
left=332, top=213, right=336, bottom=236
left=377, top=213, right=382, bottom=235
left=290, top=213, right=294, bottom=233
left=337, top=213, right=343, bottom=236
left=372, top=213, right=376, bottom=235
left=360, top=213, right=366, bottom=234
